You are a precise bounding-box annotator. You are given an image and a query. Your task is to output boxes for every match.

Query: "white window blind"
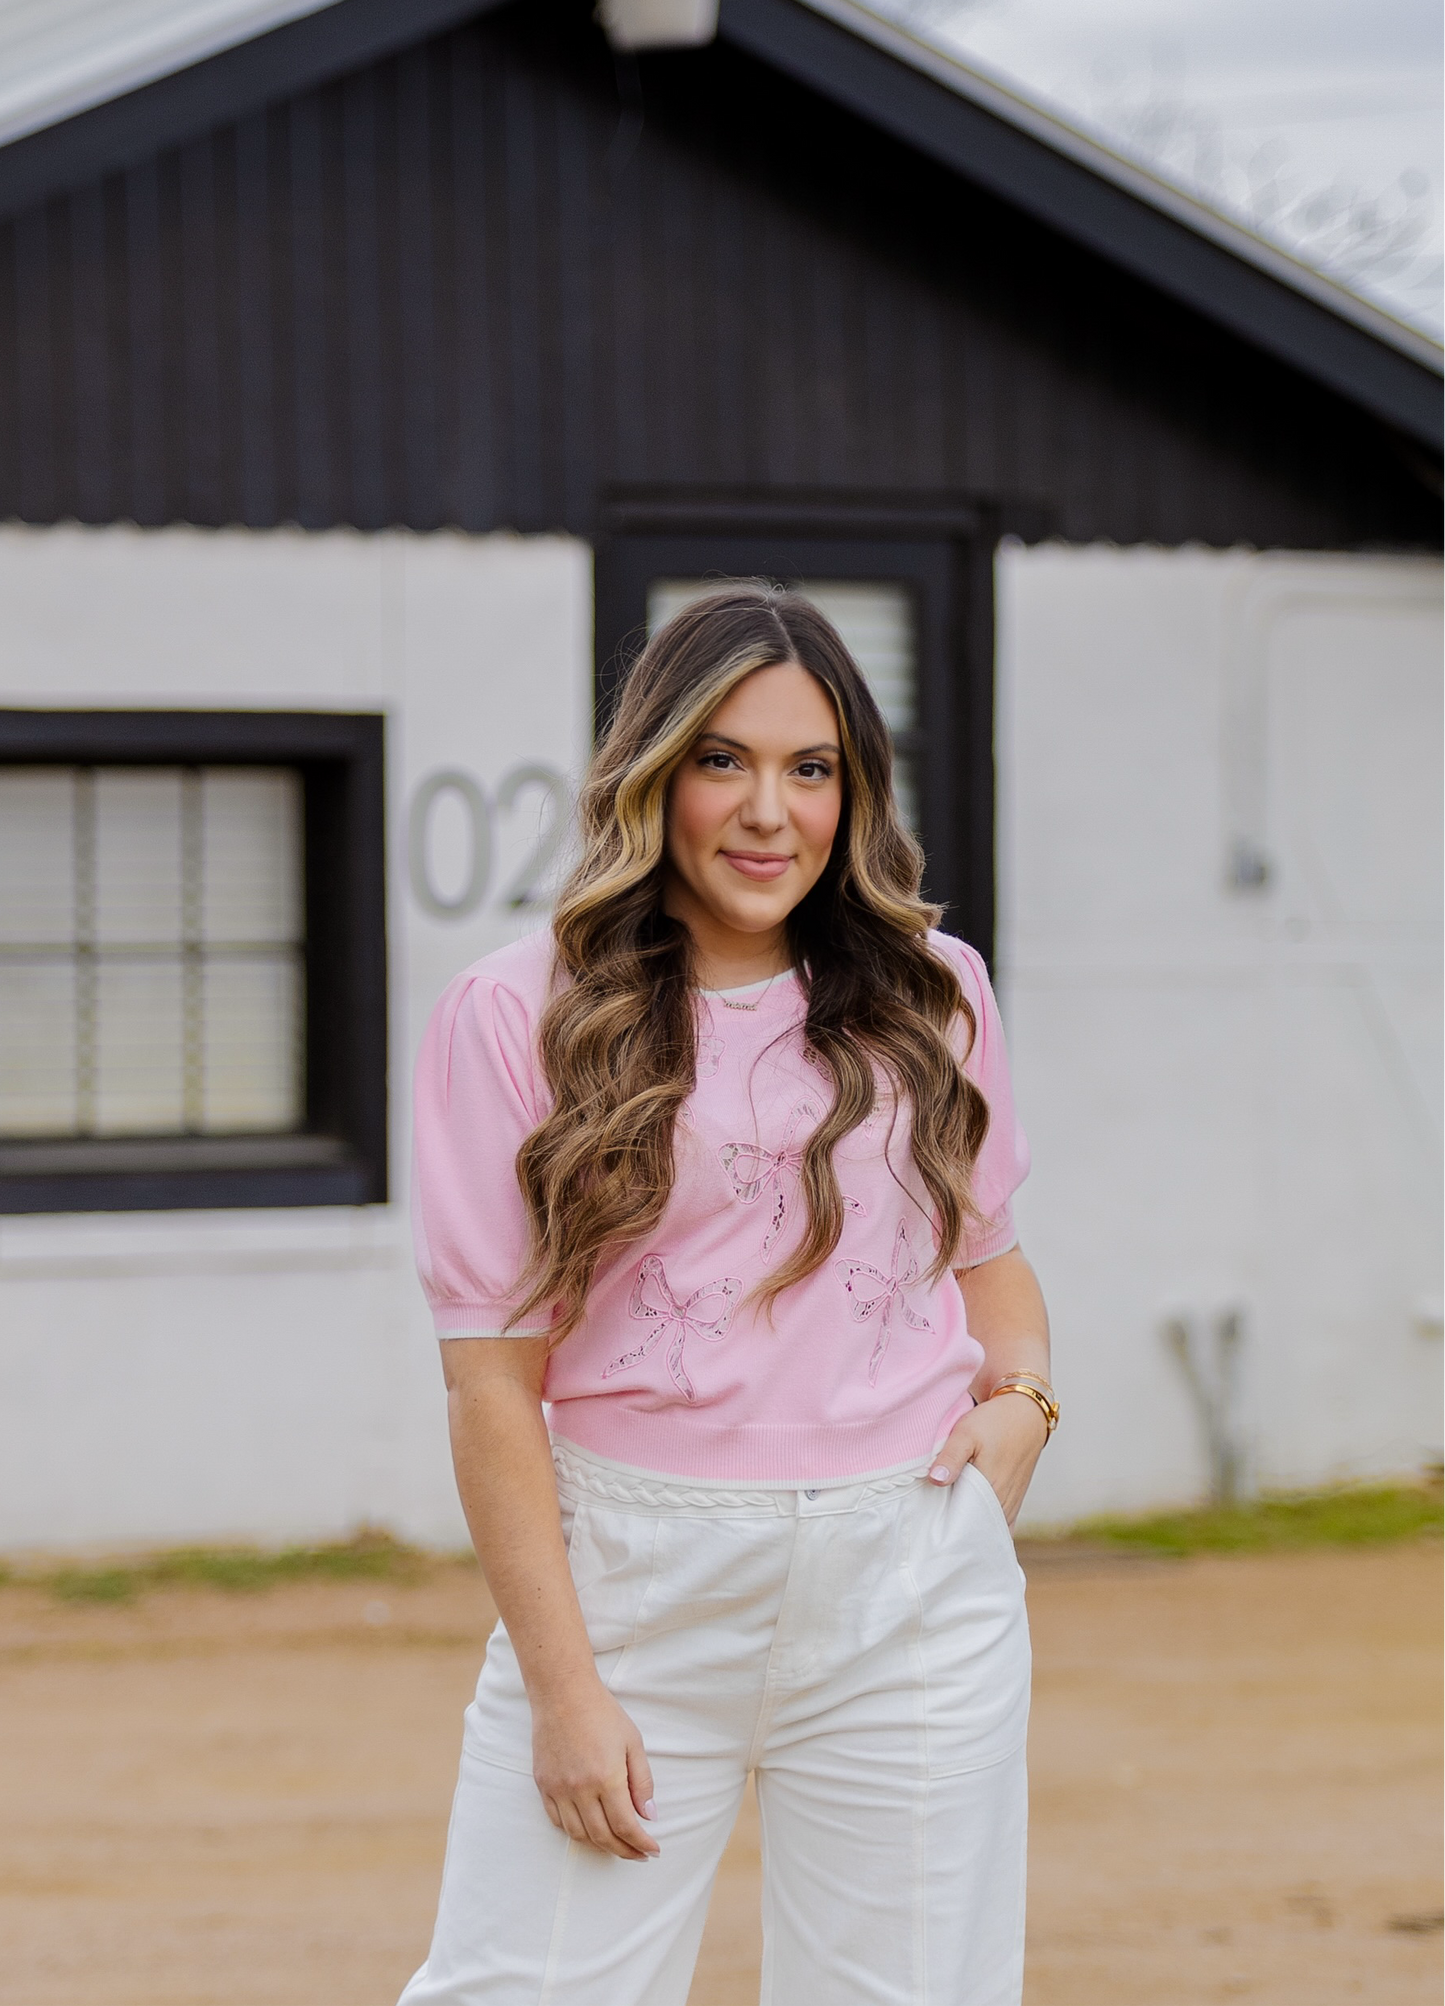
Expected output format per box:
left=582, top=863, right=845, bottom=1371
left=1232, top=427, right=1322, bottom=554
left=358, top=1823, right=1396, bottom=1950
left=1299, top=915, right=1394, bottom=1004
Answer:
left=0, top=766, right=305, bottom=1139
left=646, top=579, right=920, bottom=831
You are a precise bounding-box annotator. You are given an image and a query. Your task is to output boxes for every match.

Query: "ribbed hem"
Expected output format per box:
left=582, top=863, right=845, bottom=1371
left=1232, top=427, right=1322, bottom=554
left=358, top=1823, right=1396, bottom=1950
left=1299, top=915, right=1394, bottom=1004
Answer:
left=549, top=1400, right=974, bottom=1485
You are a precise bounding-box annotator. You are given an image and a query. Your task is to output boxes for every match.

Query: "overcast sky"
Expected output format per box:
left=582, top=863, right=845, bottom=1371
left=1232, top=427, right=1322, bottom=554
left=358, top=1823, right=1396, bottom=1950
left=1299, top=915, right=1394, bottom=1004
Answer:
left=880, top=0, right=1442, bottom=334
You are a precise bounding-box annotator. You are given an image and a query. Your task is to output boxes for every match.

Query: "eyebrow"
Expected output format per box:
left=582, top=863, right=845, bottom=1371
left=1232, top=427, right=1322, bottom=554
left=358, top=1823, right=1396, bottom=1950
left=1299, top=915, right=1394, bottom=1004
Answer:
left=697, top=732, right=842, bottom=757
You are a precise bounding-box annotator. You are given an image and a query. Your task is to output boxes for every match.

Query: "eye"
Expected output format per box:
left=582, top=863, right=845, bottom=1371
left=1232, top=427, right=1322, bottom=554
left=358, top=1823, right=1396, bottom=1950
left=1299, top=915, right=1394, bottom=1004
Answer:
left=794, top=758, right=834, bottom=781
left=698, top=750, right=740, bottom=772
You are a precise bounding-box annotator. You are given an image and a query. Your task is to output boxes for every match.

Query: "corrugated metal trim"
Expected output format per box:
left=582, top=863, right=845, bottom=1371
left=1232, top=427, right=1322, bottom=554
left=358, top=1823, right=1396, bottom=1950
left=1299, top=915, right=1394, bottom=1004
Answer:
left=0, top=0, right=339, bottom=151
left=0, top=0, right=504, bottom=222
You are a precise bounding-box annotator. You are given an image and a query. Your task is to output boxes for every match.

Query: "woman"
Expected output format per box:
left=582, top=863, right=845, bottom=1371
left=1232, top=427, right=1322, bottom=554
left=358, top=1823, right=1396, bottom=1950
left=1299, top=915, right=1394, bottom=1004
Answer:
left=403, top=587, right=1055, bottom=2006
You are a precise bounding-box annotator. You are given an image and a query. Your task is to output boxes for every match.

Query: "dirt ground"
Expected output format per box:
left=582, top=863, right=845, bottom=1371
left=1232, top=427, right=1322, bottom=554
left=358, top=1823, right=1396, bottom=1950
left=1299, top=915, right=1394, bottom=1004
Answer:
left=0, top=1539, right=1438, bottom=2006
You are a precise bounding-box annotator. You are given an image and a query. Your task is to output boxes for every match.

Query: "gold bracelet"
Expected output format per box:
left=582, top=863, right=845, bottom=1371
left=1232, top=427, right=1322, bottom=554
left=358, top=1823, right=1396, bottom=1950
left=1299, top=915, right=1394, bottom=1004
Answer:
left=987, top=1380, right=1059, bottom=1436
left=991, top=1371, right=1057, bottom=1407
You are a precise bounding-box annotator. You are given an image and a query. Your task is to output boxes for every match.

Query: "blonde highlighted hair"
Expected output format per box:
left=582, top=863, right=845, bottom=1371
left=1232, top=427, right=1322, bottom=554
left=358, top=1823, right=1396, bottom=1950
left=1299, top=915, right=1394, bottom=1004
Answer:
left=512, top=585, right=990, bottom=1337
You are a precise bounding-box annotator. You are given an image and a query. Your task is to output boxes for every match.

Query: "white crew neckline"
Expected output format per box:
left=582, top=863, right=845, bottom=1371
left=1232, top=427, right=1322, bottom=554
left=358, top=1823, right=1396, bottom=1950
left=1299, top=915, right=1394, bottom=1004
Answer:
left=698, top=968, right=798, bottom=1000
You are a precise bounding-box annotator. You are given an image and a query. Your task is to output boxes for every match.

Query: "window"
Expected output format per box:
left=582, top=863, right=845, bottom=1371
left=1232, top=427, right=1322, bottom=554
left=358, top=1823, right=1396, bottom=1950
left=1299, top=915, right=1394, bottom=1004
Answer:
left=1, top=766, right=305, bottom=1141
left=595, top=503, right=995, bottom=957
left=0, top=712, right=386, bottom=1213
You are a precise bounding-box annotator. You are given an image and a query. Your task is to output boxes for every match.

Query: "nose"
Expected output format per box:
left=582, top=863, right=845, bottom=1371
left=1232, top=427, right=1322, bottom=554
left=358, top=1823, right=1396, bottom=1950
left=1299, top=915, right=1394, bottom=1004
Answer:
left=741, top=768, right=787, bottom=834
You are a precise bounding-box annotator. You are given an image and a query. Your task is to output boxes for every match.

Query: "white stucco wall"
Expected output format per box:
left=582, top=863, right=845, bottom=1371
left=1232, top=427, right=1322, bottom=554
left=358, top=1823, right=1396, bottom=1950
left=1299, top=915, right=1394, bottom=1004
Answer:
left=0, top=525, right=1439, bottom=1549
left=0, top=522, right=593, bottom=1552
left=997, top=545, right=1443, bottom=1525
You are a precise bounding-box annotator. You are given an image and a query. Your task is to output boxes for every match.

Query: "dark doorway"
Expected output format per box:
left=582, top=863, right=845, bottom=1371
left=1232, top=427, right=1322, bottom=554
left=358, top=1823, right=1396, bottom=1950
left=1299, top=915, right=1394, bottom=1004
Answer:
left=594, top=498, right=997, bottom=962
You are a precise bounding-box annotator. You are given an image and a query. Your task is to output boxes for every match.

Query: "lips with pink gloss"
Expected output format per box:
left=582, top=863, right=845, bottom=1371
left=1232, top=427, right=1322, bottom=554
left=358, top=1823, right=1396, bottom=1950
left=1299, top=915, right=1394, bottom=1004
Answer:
left=721, top=851, right=793, bottom=881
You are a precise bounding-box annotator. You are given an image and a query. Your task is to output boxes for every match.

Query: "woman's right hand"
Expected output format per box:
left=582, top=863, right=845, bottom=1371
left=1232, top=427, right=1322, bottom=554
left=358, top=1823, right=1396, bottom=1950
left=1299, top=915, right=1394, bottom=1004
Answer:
left=530, top=1676, right=660, bottom=1860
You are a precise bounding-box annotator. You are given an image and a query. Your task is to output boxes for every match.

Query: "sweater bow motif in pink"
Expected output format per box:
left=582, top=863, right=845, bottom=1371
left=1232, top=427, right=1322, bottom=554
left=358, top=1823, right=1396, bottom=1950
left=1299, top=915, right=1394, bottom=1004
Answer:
left=605, top=1256, right=744, bottom=1401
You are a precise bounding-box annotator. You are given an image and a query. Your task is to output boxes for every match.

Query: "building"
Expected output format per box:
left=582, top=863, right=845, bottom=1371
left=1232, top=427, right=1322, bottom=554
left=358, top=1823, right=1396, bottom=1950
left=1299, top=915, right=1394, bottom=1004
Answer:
left=0, top=0, right=1439, bottom=1548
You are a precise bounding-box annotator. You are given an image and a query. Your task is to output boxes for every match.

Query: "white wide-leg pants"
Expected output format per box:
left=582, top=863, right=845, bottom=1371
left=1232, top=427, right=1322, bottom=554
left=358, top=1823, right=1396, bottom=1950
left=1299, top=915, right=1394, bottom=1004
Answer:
left=399, top=1443, right=1031, bottom=2006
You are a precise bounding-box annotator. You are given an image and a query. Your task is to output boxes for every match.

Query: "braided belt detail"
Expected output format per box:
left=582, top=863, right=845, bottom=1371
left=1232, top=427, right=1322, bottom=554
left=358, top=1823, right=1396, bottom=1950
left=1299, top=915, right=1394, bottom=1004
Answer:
left=551, top=1442, right=924, bottom=1513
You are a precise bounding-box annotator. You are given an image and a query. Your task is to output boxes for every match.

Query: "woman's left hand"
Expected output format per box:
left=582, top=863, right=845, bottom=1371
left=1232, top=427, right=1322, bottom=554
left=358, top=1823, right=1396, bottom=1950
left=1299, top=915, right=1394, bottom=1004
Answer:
left=926, top=1390, right=1049, bottom=1527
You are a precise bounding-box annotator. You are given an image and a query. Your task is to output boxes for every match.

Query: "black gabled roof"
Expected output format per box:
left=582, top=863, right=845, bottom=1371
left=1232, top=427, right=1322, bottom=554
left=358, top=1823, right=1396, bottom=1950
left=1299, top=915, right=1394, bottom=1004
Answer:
left=0, top=0, right=1433, bottom=552
left=0, top=0, right=1438, bottom=453
left=728, top=0, right=1441, bottom=450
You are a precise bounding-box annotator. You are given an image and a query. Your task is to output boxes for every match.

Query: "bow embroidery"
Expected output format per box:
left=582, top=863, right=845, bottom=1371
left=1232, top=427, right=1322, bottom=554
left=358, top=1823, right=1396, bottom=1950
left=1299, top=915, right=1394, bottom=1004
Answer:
left=604, top=1256, right=743, bottom=1401
left=719, top=1102, right=814, bottom=1257
left=834, top=1219, right=933, bottom=1385
left=719, top=1102, right=863, bottom=1257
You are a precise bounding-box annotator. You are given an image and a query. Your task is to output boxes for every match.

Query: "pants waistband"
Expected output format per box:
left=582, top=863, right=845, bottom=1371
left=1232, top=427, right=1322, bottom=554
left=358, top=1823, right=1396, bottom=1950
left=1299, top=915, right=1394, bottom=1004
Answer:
left=550, top=1439, right=931, bottom=1517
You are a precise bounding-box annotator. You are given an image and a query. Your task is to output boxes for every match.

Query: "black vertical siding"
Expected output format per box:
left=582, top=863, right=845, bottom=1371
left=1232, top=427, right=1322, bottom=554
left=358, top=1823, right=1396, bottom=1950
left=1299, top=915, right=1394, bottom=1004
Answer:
left=0, top=0, right=1436, bottom=545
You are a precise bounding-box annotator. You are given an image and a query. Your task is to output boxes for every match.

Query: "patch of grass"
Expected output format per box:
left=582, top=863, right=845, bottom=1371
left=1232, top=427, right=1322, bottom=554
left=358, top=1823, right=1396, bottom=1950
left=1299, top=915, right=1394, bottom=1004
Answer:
left=49, top=1566, right=139, bottom=1604
left=1073, top=1483, right=1443, bottom=1558
left=32, top=1529, right=432, bottom=1605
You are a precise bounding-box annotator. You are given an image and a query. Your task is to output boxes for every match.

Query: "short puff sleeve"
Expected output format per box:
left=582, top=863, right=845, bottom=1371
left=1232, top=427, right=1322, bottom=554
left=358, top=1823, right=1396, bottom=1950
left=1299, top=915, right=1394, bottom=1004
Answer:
left=932, top=932, right=1030, bottom=1266
left=411, top=972, right=555, bottom=1337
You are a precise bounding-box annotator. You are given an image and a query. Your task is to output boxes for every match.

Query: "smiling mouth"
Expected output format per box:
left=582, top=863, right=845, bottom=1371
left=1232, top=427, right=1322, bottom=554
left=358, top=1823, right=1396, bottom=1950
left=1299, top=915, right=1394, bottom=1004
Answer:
left=721, top=851, right=793, bottom=881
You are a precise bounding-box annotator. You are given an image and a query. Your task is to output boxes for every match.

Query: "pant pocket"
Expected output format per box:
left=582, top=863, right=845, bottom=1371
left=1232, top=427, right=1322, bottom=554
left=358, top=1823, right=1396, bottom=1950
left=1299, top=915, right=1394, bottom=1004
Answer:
left=563, top=1501, right=662, bottom=1654
left=910, top=1473, right=1031, bottom=1775
left=961, top=1459, right=1016, bottom=1550
left=467, top=1501, right=661, bottom=1769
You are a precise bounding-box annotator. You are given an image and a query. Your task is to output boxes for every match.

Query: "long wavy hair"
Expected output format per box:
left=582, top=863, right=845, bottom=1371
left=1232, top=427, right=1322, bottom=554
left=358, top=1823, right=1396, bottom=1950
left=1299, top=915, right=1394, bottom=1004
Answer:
left=512, top=585, right=991, bottom=1338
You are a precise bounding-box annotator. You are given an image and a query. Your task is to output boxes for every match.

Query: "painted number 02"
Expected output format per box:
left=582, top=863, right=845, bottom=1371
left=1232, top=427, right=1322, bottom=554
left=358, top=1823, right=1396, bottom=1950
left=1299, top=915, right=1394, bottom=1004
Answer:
left=408, top=764, right=568, bottom=919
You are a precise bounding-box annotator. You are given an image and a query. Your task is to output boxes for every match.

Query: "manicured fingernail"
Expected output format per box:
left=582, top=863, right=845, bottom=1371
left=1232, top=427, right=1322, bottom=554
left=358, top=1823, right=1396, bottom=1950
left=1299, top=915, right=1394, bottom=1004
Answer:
left=929, top=1464, right=951, bottom=1483
left=642, top=1799, right=657, bottom=1820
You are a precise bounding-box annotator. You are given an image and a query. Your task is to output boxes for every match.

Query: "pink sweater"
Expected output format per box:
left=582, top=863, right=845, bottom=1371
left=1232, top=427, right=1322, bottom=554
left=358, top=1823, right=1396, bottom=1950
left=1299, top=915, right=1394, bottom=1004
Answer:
left=411, top=929, right=1029, bottom=1483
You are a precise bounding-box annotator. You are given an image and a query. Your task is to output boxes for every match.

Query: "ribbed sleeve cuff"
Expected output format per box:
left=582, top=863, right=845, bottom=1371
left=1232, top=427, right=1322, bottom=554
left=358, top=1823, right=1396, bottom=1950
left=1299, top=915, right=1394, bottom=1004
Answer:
left=958, top=1218, right=1018, bottom=1267
left=431, top=1300, right=552, bottom=1338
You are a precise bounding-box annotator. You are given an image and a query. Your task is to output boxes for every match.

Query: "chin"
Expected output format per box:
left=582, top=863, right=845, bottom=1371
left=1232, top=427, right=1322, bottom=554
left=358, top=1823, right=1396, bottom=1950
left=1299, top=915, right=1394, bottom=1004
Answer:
left=711, top=892, right=788, bottom=935
left=721, top=903, right=785, bottom=935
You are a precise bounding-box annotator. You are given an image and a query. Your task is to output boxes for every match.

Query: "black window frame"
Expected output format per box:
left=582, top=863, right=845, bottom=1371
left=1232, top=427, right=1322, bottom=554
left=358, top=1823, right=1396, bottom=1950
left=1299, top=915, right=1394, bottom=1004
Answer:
left=0, top=708, right=387, bottom=1214
left=594, top=495, right=997, bottom=963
